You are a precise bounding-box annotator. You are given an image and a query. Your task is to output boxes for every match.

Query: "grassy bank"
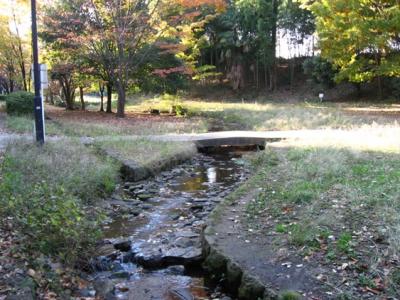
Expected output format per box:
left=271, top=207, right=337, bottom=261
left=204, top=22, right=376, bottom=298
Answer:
left=242, top=130, right=400, bottom=298
left=0, top=140, right=120, bottom=265
left=96, top=138, right=196, bottom=169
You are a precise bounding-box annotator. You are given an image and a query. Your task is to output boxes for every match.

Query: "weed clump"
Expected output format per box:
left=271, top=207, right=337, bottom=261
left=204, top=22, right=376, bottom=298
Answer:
left=0, top=140, right=119, bottom=265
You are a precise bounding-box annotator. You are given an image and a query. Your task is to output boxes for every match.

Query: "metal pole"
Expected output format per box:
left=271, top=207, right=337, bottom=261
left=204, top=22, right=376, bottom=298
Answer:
left=31, top=0, right=45, bottom=144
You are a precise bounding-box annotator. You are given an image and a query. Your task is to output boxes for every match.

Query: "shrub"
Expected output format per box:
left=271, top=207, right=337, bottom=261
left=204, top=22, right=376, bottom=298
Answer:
left=5, top=91, right=35, bottom=115
left=0, top=94, right=6, bottom=101
left=0, top=140, right=118, bottom=266
left=303, top=56, right=337, bottom=88
left=7, top=184, right=101, bottom=264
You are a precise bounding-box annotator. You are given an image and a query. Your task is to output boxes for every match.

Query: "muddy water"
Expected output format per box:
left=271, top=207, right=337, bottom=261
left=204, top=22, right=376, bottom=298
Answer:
left=88, top=153, right=250, bottom=300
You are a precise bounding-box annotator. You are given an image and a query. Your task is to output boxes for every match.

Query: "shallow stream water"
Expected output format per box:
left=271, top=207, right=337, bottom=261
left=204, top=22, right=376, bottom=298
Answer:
left=87, top=152, right=251, bottom=300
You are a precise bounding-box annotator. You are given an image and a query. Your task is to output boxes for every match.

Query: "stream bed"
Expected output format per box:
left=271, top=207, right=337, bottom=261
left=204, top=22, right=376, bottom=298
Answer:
left=85, top=152, right=251, bottom=300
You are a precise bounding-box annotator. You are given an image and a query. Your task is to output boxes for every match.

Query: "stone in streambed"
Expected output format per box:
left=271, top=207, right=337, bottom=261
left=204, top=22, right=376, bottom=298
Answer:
left=135, top=252, right=164, bottom=268
left=137, top=194, right=154, bottom=201
left=176, top=230, right=200, bottom=238
left=109, top=271, right=130, bottom=279
left=169, top=288, right=194, bottom=300
left=113, top=239, right=131, bottom=252
left=93, top=279, right=116, bottom=299
left=174, top=237, right=196, bottom=248
left=140, top=204, right=153, bottom=210
left=135, top=246, right=202, bottom=268
left=163, top=247, right=202, bottom=265
left=96, top=243, right=119, bottom=259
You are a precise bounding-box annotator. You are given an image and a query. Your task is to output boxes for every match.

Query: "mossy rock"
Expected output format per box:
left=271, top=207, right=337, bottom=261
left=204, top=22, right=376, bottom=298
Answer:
left=203, top=248, right=227, bottom=280
left=225, top=260, right=243, bottom=294
left=238, top=273, right=265, bottom=300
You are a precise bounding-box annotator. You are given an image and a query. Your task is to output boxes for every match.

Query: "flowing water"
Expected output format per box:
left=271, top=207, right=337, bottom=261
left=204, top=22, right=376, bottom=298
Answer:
left=86, top=152, right=251, bottom=300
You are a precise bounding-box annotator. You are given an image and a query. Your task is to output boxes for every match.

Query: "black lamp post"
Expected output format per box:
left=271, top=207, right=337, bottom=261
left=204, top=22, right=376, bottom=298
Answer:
left=31, top=0, right=45, bottom=144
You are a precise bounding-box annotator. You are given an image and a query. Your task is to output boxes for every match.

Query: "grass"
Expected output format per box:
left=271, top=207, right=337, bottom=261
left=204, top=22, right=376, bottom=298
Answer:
left=125, top=95, right=400, bottom=131
left=2, top=139, right=120, bottom=203
left=5, top=115, right=64, bottom=135
left=4, top=112, right=208, bottom=137
left=95, top=137, right=196, bottom=168
left=241, top=133, right=400, bottom=298
left=3, top=94, right=399, bottom=137
left=0, top=140, right=120, bottom=266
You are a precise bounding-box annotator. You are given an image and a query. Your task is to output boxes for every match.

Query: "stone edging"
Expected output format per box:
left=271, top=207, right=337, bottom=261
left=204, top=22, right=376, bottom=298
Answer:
left=201, top=192, right=280, bottom=300
left=103, top=146, right=197, bottom=182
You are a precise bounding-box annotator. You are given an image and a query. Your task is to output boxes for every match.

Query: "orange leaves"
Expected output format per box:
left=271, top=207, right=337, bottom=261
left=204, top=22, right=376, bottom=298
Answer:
left=174, top=0, right=226, bottom=12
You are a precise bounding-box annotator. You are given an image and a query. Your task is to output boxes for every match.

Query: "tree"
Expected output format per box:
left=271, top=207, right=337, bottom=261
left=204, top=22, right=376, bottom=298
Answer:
left=279, top=0, right=314, bottom=91
left=305, top=0, right=400, bottom=99
left=42, top=0, right=225, bottom=116
left=201, top=0, right=314, bottom=91
left=51, top=63, right=77, bottom=110
left=0, top=1, right=31, bottom=94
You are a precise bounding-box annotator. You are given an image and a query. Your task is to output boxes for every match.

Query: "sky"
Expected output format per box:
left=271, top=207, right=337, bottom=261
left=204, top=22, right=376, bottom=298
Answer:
left=0, top=0, right=31, bottom=37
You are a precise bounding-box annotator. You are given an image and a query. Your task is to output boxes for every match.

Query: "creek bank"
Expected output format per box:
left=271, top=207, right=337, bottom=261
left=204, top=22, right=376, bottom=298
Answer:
left=202, top=192, right=328, bottom=300
left=99, top=142, right=197, bottom=182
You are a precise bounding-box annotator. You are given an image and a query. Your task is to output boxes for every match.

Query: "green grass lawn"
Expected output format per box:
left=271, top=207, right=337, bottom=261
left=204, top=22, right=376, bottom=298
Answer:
left=240, top=131, right=400, bottom=298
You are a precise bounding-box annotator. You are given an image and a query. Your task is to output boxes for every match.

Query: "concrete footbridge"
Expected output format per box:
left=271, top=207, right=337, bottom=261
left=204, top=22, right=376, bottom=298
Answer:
left=1, top=129, right=342, bottom=150
left=150, top=130, right=328, bottom=149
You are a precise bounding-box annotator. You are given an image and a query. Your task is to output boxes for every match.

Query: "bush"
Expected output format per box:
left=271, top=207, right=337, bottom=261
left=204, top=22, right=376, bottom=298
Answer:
left=5, top=184, right=102, bottom=264
left=5, top=91, right=35, bottom=115
left=0, top=94, right=6, bottom=101
left=0, top=140, right=119, bottom=266
left=303, top=56, right=337, bottom=88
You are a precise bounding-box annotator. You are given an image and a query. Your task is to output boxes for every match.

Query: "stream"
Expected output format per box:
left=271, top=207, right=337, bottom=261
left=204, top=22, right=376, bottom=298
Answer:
left=85, top=151, right=251, bottom=300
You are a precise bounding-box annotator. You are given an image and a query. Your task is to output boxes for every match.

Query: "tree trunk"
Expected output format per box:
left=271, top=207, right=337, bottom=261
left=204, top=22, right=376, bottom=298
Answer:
left=269, top=0, right=279, bottom=91
left=263, top=52, right=268, bottom=90
left=9, top=79, right=14, bottom=93
left=12, top=12, right=28, bottom=91
left=256, top=58, right=259, bottom=90
left=62, top=79, right=75, bottom=110
left=377, top=76, right=383, bottom=100
left=106, top=83, right=112, bottom=113
left=116, top=82, right=125, bottom=118
left=354, top=82, right=361, bottom=98
left=79, top=86, right=85, bottom=110
left=99, top=83, right=105, bottom=112
left=290, top=57, right=295, bottom=93
left=50, top=90, right=54, bottom=105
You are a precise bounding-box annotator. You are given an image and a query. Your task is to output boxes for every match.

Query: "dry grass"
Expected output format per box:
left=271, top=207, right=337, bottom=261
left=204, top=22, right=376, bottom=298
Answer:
left=126, top=95, right=400, bottom=131
left=95, top=137, right=197, bottom=167
left=2, top=139, right=119, bottom=202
